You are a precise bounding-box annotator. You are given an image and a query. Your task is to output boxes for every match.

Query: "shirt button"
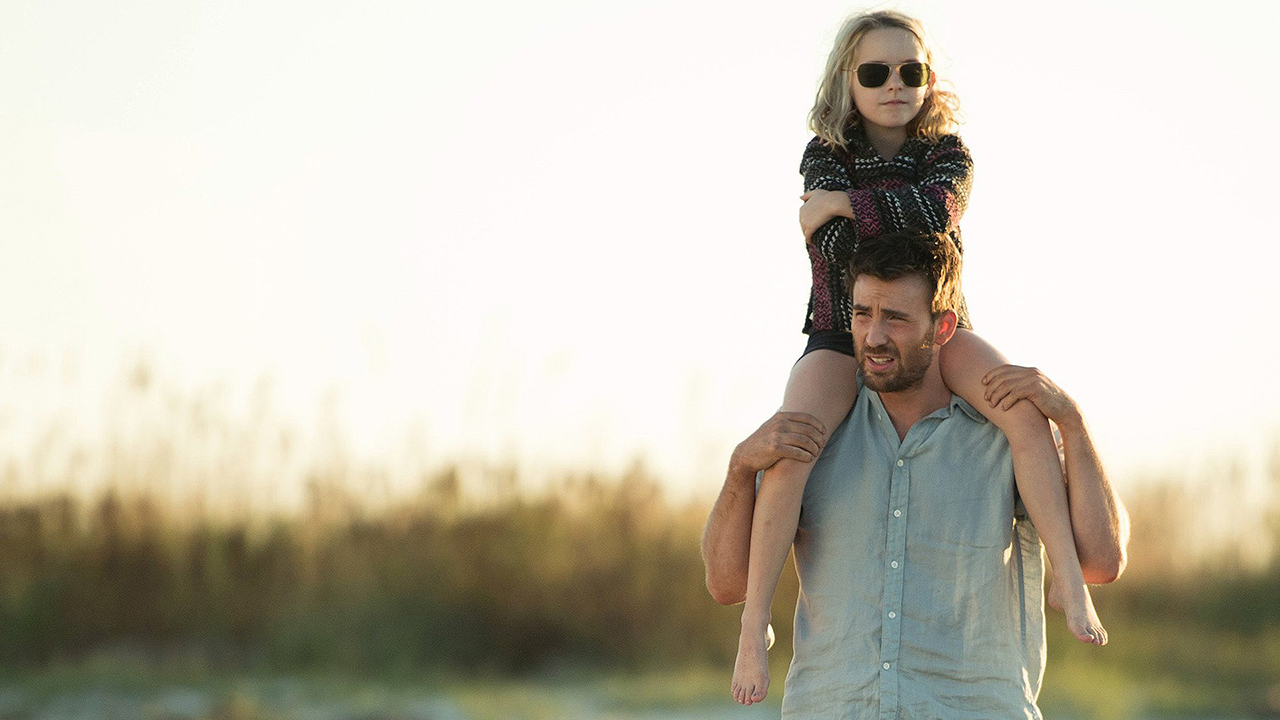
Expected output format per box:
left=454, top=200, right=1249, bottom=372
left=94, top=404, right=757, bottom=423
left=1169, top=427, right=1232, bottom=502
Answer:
left=888, top=611, right=897, bottom=619
left=882, top=662, right=891, bottom=670
left=893, top=509, right=902, bottom=518
left=891, top=561, right=899, bottom=569
left=896, top=459, right=904, bottom=467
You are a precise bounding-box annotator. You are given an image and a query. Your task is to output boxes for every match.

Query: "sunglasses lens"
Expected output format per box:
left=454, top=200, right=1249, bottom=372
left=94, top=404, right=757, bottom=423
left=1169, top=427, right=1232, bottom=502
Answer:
left=856, top=63, right=890, bottom=88
left=900, top=62, right=929, bottom=87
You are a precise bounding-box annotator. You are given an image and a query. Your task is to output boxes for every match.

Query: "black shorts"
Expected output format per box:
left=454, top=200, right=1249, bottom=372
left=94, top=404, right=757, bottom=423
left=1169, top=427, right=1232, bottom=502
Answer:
left=801, top=329, right=855, bottom=359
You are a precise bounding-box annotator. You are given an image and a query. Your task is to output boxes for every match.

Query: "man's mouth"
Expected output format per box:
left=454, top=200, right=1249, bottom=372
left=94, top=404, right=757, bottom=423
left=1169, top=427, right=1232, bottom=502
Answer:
left=864, top=353, right=896, bottom=372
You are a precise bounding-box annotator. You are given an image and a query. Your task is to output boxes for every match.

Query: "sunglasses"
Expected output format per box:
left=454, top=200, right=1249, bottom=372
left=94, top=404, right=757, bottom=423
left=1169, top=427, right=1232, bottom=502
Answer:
left=855, top=62, right=931, bottom=88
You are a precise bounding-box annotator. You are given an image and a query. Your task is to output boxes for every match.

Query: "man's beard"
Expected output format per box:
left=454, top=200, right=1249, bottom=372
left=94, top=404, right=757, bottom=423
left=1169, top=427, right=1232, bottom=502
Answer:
left=857, top=331, right=936, bottom=393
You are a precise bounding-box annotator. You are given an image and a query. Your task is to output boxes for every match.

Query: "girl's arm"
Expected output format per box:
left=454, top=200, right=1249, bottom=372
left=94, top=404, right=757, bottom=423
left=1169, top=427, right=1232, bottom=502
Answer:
left=799, top=138, right=858, bottom=252
left=982, top=364, right=1130, bottom=583
left=801, top=135, right=973, bottom=267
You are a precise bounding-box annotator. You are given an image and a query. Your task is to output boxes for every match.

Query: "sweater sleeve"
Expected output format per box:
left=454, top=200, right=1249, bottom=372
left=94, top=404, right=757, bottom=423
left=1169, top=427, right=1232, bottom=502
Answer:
left=807, top=135, right=973, bottom=268
left=800, top=136, right=854, bottom=192
left=800, top=137, right=861, bottom=268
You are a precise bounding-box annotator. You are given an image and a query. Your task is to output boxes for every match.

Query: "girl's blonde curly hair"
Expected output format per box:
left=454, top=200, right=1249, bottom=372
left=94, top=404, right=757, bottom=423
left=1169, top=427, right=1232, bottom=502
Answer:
left=808, top=10, right=961, bottom=149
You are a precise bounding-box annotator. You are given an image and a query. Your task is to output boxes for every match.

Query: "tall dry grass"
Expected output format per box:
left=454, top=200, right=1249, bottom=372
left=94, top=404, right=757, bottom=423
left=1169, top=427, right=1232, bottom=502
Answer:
left=0, top=354, right=1278, bottom=713
left=0, top=466, right=764, bottom=674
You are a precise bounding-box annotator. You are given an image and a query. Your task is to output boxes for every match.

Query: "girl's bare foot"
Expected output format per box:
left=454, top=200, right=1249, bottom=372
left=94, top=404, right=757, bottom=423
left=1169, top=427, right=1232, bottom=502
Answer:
left=1047, top=575, right=1064, bottom=612
left=731, top=626, right=770, bottom=705
left=1060, top=581, right=1107, bottom=645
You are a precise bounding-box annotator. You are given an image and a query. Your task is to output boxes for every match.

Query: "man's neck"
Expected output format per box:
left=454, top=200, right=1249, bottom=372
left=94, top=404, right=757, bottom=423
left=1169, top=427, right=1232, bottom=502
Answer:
left=877, top=365, right=952, bottom=441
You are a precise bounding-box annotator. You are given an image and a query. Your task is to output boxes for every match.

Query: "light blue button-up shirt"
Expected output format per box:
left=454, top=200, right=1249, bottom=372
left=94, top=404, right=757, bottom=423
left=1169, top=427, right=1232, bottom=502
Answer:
left=781, top=384, right=1046, bottom=720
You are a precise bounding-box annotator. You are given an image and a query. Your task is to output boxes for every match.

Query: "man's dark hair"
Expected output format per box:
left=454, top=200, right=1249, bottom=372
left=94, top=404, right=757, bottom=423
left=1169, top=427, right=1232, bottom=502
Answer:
left=847, top=231, right=963, bottom=318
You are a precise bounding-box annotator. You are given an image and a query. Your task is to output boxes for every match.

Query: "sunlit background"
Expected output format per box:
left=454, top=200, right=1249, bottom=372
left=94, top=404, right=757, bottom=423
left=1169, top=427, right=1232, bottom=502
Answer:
left=2, top=0, right=1279, bottom=717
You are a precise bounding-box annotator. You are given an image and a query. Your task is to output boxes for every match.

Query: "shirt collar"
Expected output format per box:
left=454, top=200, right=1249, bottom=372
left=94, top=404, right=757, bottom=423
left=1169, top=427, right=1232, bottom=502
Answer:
left=861, top=382, right=989, bottom=425
left=950, top=394, right=989, bottom=423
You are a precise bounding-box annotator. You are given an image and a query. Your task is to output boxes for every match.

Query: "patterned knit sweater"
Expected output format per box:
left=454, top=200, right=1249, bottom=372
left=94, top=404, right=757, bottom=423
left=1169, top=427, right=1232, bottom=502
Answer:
left=800, top=130, right=972, bottom=333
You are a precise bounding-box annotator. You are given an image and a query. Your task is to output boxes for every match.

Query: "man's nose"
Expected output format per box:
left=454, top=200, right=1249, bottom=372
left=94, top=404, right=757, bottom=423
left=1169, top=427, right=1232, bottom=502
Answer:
left=865, top=318, right=889, bottom=346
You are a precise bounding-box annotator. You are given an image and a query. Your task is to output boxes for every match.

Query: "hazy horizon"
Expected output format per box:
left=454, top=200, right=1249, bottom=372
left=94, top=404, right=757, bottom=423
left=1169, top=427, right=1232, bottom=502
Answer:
left=4, top=0, right=1278, bottom=502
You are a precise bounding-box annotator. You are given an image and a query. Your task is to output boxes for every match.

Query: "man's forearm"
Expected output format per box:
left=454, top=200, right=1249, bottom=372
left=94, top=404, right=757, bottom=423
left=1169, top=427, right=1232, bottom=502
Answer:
left=701, top=459, right=758, bottom=606
left=1057, top=410, right=1129, bottom=584
left=701, top=411, right=827, bottom=605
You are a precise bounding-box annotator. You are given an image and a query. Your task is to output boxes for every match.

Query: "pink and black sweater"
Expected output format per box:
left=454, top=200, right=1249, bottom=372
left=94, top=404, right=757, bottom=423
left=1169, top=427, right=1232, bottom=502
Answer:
left=800, top=131, right=973, bottom=334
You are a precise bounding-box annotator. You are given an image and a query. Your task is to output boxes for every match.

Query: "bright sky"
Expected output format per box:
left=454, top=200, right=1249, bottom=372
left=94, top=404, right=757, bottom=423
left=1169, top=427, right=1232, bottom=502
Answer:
left=3, top=0, right=1279, bottom=503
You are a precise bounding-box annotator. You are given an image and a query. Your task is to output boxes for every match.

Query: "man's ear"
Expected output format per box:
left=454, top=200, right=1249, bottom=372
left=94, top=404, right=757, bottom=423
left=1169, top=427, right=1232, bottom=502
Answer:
left=934, top=310, right=958, bottom=346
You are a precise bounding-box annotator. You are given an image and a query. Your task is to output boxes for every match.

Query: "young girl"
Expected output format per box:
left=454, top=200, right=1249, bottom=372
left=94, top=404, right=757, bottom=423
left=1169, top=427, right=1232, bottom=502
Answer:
left=731, top=10, right=1107, bottom=706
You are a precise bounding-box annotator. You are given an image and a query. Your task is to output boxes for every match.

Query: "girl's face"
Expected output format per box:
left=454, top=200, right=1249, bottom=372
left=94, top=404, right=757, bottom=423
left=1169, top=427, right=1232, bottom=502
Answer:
left=849, top=28, right=931, bottom=135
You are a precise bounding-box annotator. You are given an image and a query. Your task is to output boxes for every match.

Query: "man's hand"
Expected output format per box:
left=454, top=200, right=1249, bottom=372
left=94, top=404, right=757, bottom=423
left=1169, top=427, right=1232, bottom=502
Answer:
left=983, top=363, right=1129, bottom=583
left=703, top=411, right=827, bottom=606
left=981, top=364, right=1078, bottom=424
left=799, top=190, right=855, bottom=244
left=731, top=412, right=827, bottom=474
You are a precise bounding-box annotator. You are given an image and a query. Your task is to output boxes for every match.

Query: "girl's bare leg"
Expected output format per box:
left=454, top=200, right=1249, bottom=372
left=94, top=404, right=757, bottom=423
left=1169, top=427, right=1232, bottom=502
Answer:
left=732, top=349, right=859, bottom=705
left=940, top=330, right=1107, bottom=645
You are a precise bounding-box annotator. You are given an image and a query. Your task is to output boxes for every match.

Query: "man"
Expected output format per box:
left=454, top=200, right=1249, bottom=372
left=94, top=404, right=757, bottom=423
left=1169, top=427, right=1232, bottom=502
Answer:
left=702, top=231, right=1129, bottom=717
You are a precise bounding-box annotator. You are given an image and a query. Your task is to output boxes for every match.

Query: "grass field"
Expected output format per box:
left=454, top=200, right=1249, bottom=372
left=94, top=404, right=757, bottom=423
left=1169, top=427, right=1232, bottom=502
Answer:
left=1, top=372, right=1277, bottom=719
left=0, top=658, right=1274, bottom=720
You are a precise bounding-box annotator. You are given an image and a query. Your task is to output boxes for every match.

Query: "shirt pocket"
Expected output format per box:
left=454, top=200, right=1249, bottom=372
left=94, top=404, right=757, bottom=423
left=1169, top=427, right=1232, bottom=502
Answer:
left=920, top=496, right=1013, bottom=549
left=911, top=469, right=1013, bottom=550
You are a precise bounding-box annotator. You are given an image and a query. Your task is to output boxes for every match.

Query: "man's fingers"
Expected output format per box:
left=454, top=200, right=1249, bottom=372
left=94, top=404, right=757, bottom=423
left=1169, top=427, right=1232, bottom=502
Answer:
left=993, top=379, right=1038, bottom=411
left=775, top=412, right=826, bottom=436
left=780, top=445, right=816, bottom=463
left=982, top=365, right=1017, bottom=388
left=770, top=430, right=821, bottom=459
left=986, top=384, right=1010, bottom=408
left=779, top=425, right=824, bottom=454
left=982, top=364, right=1038, bottom=388
left=987, top=378, right=1028, bottom=409
left=783, top=431, right=823, bottom=457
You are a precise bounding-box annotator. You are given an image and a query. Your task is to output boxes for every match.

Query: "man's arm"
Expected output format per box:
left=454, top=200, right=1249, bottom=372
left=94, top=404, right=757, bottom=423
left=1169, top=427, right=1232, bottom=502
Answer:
left=701, top=412, right=826, bottom=605
left=982, top=365, right=1130, bottom=584
left=1054, top=403, right=1130, bottom=583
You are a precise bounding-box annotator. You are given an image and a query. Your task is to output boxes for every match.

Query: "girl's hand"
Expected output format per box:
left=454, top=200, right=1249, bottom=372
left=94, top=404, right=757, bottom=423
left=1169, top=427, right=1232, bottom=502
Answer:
left=799, top=189, right=855, bottom=245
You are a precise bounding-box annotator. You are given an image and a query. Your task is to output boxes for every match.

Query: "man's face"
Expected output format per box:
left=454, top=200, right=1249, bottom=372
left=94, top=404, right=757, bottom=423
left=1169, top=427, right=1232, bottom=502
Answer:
left=850, top=273, right=941, bottom=393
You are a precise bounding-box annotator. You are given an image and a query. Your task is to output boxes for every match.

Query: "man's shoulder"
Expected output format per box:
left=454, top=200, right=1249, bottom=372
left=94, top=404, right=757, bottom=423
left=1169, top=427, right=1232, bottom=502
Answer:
left=949, top=394, right=991, bottom=426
